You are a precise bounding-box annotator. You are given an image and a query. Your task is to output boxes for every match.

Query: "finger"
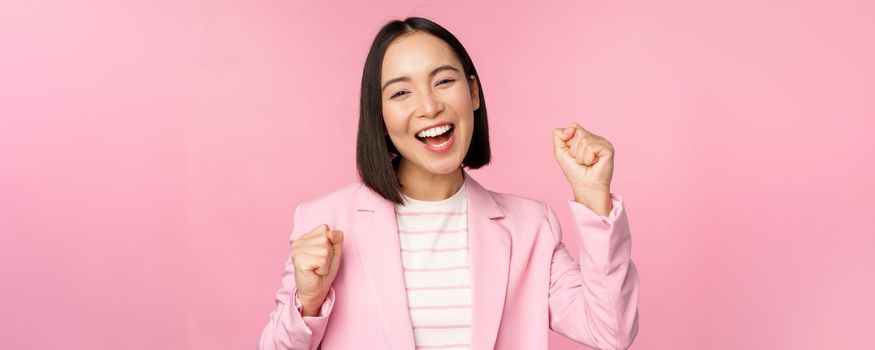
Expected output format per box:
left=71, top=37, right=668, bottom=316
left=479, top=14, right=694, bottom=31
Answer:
left=571, top=132, right=587, bottom=157
left=563, top=126, right=576, bottom=139
left=553, top=127, right=575, bottom=160
left=290, top=238, right=331, bottom=260
left=298, top=230, right=331, bottom=247
left=572, top=123, right=598, bottom=146
left=552, top=127, right=574, bottom=150
left=575, top=136, right=600, bottom=165
left=300, top=224, right=329, bottom=240
left=570, top=122, right=590, bottom=135
left=314, top=224, right=330, bottom=234
left=582, top=144, right=599, bottom=165
left=327, top=230, right=344, bottom=274
left=327, top=230, right=344, bottom=254
left=575, top=142, right=588, bottom=165
left=293, top=254, right=328, bottom=275
left=314, top=254, right=331, bottom=276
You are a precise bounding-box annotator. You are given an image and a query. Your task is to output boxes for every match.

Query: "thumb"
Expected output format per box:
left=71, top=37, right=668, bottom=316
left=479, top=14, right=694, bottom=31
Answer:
left=553, top=126, right=574, bottom=153
left=327, top=230, right=344, bottom=276
left=327, top=230, right=344, bottom=253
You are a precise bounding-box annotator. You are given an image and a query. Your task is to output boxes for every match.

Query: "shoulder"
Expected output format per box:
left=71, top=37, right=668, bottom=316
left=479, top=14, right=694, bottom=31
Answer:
left=488, top=189, right=555, bottom=221
left=485, top=188, right=562, bottom=243
left=462, top=170, right=554, bottom=219
left=295, top=181, right=364, bottom=217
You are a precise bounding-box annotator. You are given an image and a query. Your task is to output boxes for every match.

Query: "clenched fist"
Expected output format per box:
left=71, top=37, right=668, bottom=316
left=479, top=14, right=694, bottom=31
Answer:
left=553, top=122, right=616, bottom=216
left=290, top=224, right=344, bottom=316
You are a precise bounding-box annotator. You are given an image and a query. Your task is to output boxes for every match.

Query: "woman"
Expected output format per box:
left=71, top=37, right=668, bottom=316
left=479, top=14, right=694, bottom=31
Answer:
left=258, top=17, right=639, bottom=350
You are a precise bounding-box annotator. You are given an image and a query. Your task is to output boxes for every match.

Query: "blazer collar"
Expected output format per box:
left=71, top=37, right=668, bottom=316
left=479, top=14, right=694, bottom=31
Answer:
left=353, top=169, right=503, bottom=218
left=352, top=169, right=511, bottom=349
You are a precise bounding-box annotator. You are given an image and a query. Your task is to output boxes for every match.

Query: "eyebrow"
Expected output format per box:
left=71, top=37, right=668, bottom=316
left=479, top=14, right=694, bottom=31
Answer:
left=381, top=64, right=460, bottom=92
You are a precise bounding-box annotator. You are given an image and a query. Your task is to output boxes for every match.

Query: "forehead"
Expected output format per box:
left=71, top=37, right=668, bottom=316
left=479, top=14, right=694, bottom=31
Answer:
left=381, top=31, right=461, bottom=80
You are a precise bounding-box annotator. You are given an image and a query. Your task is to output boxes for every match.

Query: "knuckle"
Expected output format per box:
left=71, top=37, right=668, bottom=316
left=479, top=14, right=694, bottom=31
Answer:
left=313, top=247, right=330, bottom=257
left=314, top=224, right=328, bottom=233
left=290, top=244, right=302, bottom=255
left=316, top=236, right=330, bottom=246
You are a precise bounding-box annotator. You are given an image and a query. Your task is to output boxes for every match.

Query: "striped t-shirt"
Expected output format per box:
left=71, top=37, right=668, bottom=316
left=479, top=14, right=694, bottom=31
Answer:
left=395, top=180, right=471, bottom=350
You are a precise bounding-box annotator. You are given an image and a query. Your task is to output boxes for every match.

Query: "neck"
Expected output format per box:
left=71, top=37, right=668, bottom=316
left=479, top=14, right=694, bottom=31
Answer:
left=396, top=160, right=464, bottom=201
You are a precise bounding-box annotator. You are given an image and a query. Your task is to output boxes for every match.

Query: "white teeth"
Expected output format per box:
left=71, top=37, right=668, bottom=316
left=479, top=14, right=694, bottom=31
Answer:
left=416, top=124, right=451, bottom=138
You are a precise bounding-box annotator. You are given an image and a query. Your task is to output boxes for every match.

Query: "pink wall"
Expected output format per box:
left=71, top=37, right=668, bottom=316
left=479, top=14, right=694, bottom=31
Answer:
left=2, top=0, right=873, bottom=349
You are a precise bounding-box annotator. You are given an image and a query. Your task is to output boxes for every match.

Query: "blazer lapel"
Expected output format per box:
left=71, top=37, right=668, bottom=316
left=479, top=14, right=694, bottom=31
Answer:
left=352, top=170, right=511, bottom=350
left=353, top=185, right=416, bottom=349
left=463, top=170, right=512, bottom=350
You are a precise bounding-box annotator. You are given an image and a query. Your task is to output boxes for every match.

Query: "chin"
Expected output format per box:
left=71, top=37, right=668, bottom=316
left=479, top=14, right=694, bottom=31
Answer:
left=426, top=165, right=460, bottom=175
left=423, top=153, right=464, bottom=175
left=421, top=158, right=457, bottom=174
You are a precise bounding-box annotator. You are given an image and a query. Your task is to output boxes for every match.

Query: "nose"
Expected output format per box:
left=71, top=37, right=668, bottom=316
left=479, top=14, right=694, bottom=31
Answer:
left=416, top=89, right=443, bottom=119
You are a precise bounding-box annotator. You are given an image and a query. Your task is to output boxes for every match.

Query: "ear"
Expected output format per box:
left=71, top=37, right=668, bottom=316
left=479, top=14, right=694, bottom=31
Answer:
left=469, top=74, right=480, bottom=111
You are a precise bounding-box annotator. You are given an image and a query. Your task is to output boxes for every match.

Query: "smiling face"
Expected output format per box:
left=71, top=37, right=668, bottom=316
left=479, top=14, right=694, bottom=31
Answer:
left=380, top=31, right=480, bottom=176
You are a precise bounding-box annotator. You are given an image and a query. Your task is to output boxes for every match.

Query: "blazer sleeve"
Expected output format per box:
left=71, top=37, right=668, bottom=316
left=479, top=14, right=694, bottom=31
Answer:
left=257, top=204, right=336, bottom=350
left=544, top=194, right=640, bottom=350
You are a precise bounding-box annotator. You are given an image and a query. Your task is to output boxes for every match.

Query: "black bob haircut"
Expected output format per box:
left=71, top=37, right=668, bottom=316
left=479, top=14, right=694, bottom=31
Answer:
left=356, top=17, right=491, bottom=205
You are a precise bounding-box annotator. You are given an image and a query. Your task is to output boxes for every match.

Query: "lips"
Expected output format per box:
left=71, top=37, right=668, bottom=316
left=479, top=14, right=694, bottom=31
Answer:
left=415, top=123, right=454, bottom=143
left=421, top=126, right=455, bottom=153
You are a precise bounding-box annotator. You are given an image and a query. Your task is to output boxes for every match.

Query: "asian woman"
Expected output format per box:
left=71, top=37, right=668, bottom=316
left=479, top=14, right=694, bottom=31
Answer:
left=258, top=16, right=640, bottom=350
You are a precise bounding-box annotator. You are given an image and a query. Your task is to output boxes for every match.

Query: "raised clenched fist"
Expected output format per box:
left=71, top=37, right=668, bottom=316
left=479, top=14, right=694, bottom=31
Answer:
left=289, top=224, right=344, bottom=316
left=553, top=122, right=616, bottom=216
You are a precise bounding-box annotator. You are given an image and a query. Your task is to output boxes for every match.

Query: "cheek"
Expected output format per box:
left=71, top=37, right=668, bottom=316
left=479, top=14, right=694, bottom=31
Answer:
left=445, top=88, right=475, bottom=124
left=382, top=107, right=408, bottom=135
left=445, top=86, right=474, bottom=111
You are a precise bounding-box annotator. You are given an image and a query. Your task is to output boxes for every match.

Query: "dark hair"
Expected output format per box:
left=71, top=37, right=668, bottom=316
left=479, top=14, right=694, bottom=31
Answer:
left=356, top=17, right=491, bottom=204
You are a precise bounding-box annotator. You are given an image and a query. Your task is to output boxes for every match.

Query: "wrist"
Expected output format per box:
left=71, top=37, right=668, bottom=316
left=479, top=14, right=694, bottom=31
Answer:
left=572, top=188, right=612, bottom=217
left=296, top=290, right=328, bottom=317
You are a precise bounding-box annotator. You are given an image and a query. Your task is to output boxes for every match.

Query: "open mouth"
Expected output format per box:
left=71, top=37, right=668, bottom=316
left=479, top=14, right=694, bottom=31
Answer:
left=415, top=124, right=455, bottom=146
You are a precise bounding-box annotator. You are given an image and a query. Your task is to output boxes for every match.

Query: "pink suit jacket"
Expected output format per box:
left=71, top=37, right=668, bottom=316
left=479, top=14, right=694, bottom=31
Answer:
left=258, top=170, right=640, bottom=350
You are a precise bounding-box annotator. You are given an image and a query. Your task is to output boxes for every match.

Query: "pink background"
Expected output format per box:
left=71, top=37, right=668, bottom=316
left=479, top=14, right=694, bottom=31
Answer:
left=2, top=0, right=873, bottom=349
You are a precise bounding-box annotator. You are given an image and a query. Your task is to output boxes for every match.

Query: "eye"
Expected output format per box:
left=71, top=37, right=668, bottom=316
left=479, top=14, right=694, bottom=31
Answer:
left=389, top=90, right=409, bottom=99
left=436, top=78, right=455, bottom=86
